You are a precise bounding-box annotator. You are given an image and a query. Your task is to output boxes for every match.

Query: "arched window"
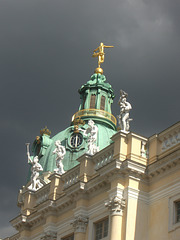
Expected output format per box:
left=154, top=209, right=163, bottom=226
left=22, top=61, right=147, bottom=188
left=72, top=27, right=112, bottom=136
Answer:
left=100, top=96, right=105, bottom=110
left=90, top=94, right=96, bottom=109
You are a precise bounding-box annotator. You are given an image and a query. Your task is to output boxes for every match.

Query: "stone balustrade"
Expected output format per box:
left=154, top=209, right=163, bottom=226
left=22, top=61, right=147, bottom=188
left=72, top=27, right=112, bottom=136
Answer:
left=63, top=166, right=80, bottom=189
left=93, top=145, right=114, bottom=170
left=36, top=185, right=50, bottom=205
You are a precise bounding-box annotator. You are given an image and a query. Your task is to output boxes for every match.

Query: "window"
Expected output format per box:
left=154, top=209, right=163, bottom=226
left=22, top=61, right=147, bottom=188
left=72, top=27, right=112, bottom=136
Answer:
left=175, top=201, right=180, bottom=223
left=62, top=234, right=74, bottom=240
left=100, top=96, right=105, bottom=110
left=90, top=94, right=96, bottom=109
left=95, top=218, right=109, bottom=240
left=168, top=194, right=180, bottom=231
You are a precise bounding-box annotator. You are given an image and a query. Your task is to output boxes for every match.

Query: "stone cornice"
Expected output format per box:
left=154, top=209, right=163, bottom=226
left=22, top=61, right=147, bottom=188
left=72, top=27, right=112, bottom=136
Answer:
left=62, top=159, right=147, bottom=199
left=11, top=196, right=73, bottom=231
left=127, top=132, right=148, bottom=142
left=63, top=181, right=86, bottom=199
left=147, top=149, right=180, bottom=180
left=111, top=130, right=127, bottom=142
left=10, top=211, right=45, bottom=231
left=158, top=121, right=180, bottom=140
left=96, top=158, right=147, bottom=181
left=158, top=143, right=180, bottom=160
left=85, top=176, right=110, bottom=197
left=4, top=233, right=20, bottom=240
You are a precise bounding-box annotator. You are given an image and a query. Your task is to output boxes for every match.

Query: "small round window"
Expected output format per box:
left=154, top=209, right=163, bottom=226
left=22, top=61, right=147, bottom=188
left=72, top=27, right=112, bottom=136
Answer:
left=70, top=133, right=83, bottom=148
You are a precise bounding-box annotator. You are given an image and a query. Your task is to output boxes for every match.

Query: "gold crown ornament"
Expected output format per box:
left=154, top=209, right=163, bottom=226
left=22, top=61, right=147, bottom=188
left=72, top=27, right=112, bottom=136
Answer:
left=40, top=126, right=51, bottom=136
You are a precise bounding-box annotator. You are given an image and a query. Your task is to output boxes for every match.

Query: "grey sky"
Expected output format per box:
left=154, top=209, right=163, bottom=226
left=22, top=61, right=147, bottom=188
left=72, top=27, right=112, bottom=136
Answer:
left=0, top=0, right=180, bottom=238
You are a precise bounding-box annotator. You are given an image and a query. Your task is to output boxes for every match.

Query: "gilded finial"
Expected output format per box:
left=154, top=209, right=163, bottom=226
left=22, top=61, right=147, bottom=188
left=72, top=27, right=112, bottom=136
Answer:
left=92, top=42, right=114, bottom=74
left=72, top=117, right=85, bottom=133
left=36, top=136, right=41, bottom=144
left=74, top=125, right=79, bottom=133
left=40, top=126, right=51, bottom=136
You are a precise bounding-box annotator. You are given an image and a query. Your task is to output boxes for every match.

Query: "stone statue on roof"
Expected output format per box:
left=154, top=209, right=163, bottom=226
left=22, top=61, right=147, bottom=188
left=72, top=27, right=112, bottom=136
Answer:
left=26, top=143, right=43, bottom=191
left=80, top=119, right=99, bottom=155
left=53, top=140, right=66, bottom=175
left=117, top=90, right=132, bottom=132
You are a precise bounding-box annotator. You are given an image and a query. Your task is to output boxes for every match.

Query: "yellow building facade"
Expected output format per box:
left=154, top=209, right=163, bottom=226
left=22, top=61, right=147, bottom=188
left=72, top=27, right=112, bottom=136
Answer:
left=5, top=121, right=180, bottom=240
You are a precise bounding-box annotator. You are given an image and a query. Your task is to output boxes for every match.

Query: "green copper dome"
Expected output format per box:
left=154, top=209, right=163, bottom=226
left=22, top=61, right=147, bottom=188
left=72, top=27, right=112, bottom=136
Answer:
left=74, top=73, right=116, bottom=130
left=28, top=73, right=117, bottom=180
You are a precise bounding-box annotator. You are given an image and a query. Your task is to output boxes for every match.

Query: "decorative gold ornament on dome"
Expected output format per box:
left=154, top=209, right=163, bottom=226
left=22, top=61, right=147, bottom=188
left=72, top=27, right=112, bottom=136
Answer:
left=36, top=136, right=41, bottom=144
left=73, top=117, right=85, bottom=126
left=40, top=126, right=51, bottom=136
left=72, top=117, right=85, bottom=133
left=73, top=125, right=79, bottom=133
left=92, top=42, right=114, bottom=74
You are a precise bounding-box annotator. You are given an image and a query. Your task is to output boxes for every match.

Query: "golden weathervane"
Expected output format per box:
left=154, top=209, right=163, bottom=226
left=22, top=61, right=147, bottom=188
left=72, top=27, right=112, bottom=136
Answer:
left=92, top=42, right=114, bottom=74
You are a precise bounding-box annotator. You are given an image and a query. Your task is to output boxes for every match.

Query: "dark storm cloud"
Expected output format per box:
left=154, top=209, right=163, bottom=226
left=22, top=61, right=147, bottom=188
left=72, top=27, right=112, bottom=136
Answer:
left=1, top=0, right=180, bottom=238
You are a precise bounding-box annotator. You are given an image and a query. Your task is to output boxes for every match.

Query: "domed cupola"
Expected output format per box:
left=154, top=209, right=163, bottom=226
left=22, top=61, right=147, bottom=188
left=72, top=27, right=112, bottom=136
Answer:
left=72, top=72, right=116, bottom=130
left=28, top=43, right=117, bottom=179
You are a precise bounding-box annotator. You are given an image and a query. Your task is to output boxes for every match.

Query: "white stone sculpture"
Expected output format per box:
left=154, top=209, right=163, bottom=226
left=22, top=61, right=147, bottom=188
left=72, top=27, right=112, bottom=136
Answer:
left=53, top=140, right=66, bottom=175
left=26, top=143, right=43, bottom=191
left=80, top=119, right=99, bottom=155
left=117, top=90, right=132, bottom=132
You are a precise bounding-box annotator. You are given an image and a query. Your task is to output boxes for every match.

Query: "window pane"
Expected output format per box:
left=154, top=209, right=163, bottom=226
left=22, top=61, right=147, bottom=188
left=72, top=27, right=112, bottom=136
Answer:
left=90, top=94, right=96, bottom=109
left=100, top=96, right=105, bottom=110
left=96, top=222, right=103, bottom=240
left=103, top=218, right=109, bottom=237
left=95, top=218, right=108, bottom=240
left=177, top=202, right=180, bottom=222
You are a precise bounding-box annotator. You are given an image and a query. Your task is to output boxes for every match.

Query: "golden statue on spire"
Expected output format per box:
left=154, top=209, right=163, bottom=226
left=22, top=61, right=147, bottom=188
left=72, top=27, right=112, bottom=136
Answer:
left=92, top=42, right=114, bottom=74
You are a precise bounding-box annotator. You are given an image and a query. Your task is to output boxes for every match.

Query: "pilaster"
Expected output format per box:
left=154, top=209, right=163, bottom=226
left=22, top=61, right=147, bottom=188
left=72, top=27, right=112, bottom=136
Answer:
left=48, top=173, right=64, bottom=200
left=148, top=134, right=159, bottom=164
left=22, top=190, right=36, bottom=216
left=71, top=215, right=88, bottom=240
left=78, top=154, right=95, bottom=182
left=111, top=131, right=128, bottom=161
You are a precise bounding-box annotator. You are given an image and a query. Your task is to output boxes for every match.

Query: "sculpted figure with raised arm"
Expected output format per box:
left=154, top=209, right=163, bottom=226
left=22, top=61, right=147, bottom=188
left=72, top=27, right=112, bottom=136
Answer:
left=117, top=90, right=132, bottom=132
left=92, top=42, right=114, bottom=68
left=53, top=140, right=66, bottom=175
left=26, top=143, right=43, bottom=191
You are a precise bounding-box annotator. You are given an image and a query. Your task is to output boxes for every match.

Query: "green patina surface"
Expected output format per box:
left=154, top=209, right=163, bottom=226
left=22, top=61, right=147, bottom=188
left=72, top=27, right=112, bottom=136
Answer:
left=79, top=73, right=115, bottom=114
left=39, top=123, right=115, bottom=175
left=28, top=73, right=117, bottom=181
